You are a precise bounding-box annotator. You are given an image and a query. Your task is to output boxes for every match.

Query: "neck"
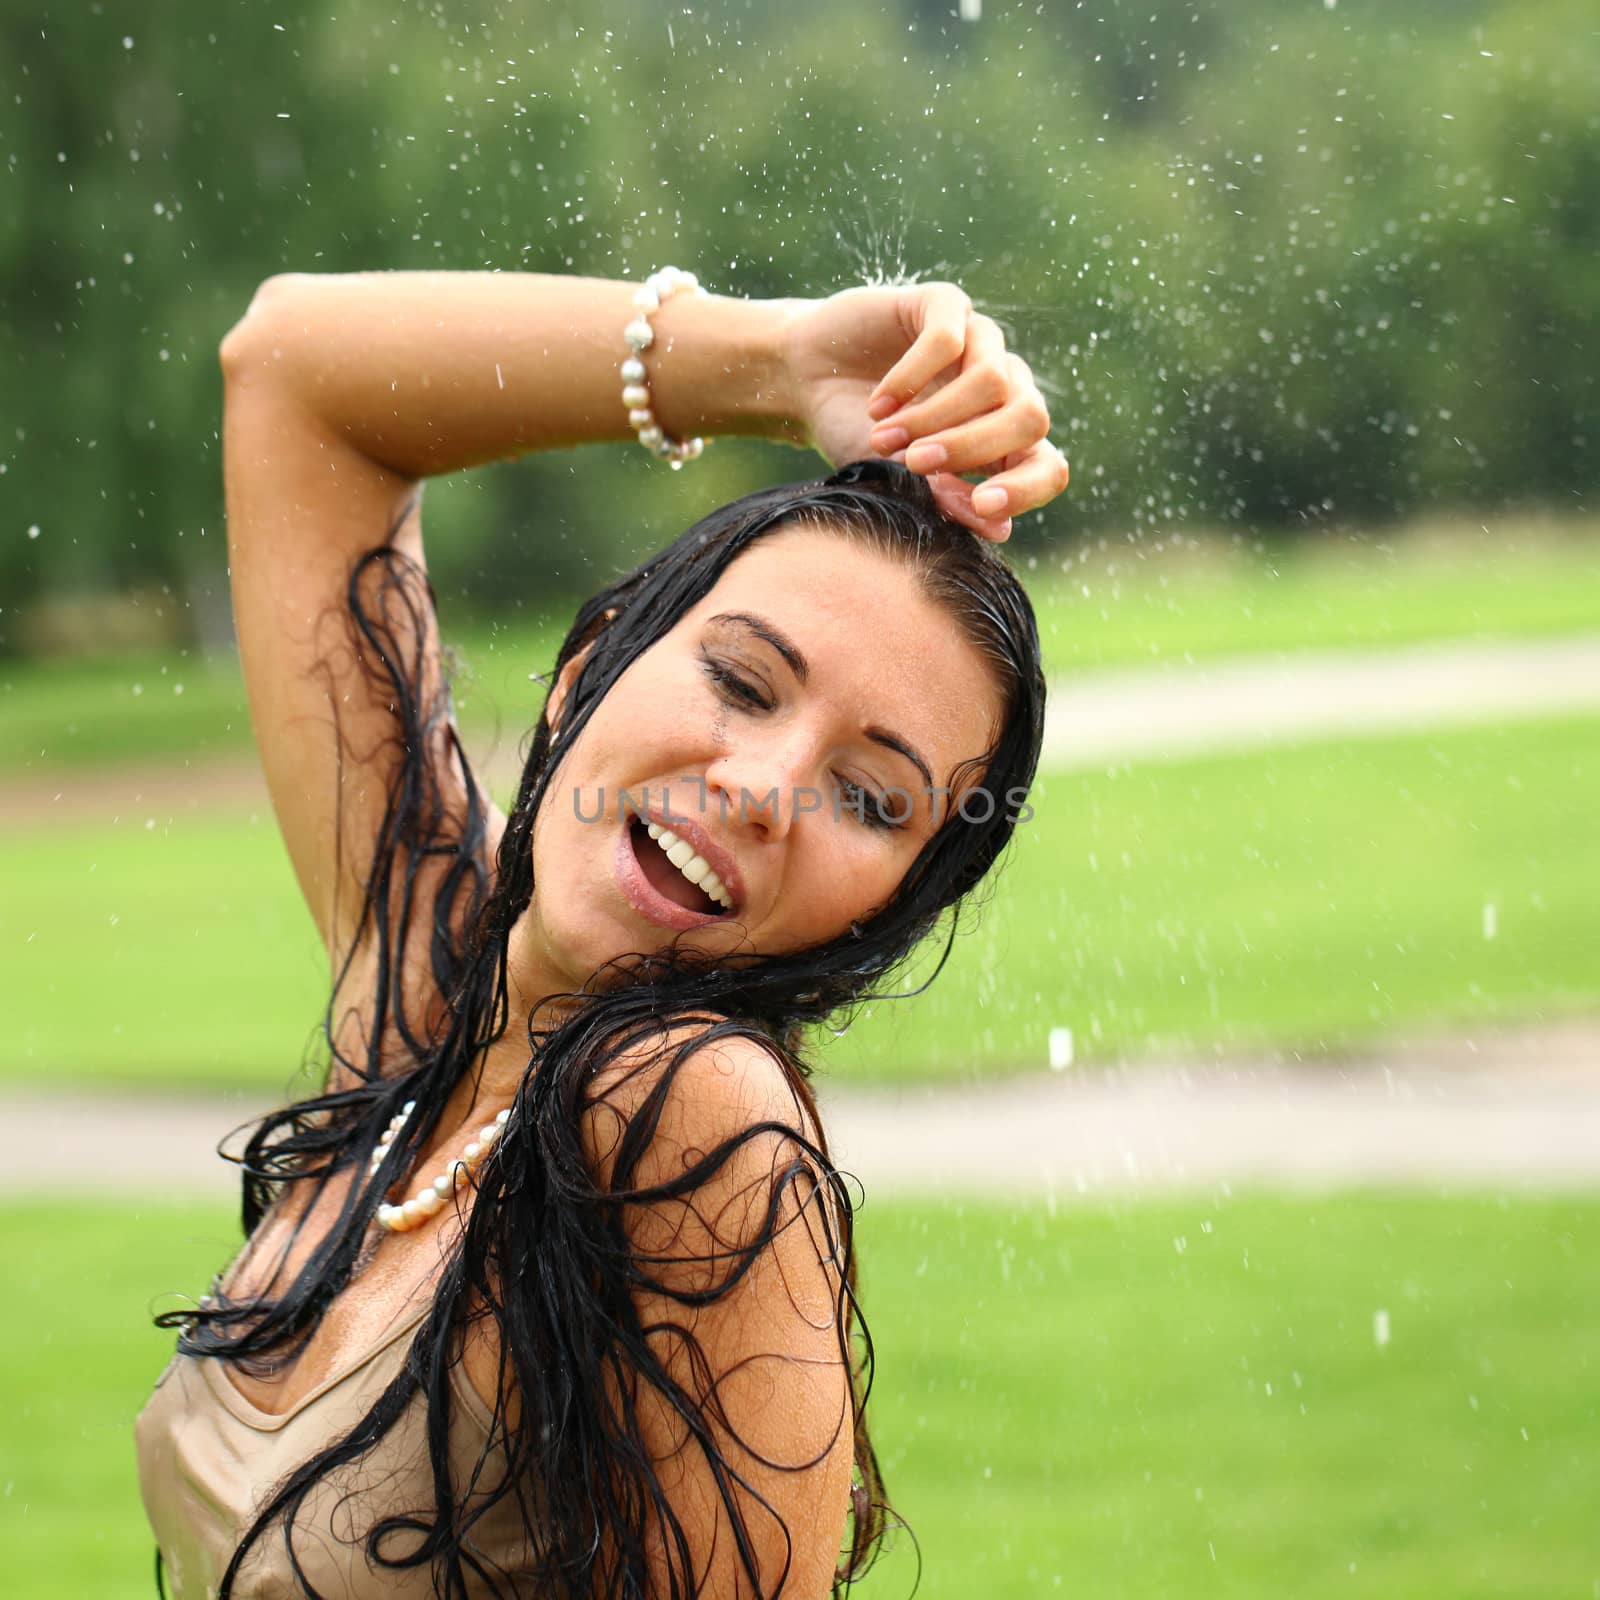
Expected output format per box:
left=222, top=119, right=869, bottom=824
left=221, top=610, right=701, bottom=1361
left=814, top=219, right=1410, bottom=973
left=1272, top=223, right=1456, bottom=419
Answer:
left=462, top=917, right=586, bottom=1111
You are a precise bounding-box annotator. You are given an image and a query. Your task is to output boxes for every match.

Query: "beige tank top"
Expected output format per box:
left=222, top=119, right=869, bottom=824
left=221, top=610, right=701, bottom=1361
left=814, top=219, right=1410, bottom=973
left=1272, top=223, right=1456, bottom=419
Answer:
left=135, top=1304, right=541, bottom=1598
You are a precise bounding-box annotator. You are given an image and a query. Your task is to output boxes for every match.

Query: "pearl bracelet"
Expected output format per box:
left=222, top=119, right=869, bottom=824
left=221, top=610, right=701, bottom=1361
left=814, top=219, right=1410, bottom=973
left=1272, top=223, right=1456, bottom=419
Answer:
left=621, top=266, right=708, bottom=470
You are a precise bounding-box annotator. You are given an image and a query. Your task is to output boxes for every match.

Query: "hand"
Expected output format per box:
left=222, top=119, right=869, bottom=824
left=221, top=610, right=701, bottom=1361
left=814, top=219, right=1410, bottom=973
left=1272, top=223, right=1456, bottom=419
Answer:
left=777, top=282, right=1069, bottom=541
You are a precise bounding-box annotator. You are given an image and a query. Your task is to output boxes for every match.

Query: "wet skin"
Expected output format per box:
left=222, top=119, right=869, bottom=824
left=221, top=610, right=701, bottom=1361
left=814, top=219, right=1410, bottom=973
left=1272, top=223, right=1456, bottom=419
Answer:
left=506, top=523, right=1005, bottom=1004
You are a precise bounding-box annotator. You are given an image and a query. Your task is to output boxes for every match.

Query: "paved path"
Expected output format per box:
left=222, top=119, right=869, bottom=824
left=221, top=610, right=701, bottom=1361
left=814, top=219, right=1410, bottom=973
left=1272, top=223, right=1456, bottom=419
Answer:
left=6, top=633, right=1599, bottom=830
left=4, top=1017, right=1595, bottom=1201
left=1041, top=632, right=1600, bottom=768
left=818, top=1016, right=1600, bottom=1196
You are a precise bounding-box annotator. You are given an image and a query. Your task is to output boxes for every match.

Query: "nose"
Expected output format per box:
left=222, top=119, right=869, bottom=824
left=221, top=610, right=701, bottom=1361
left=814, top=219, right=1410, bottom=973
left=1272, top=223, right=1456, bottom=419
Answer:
left=703, top=735, right=812, bottom=840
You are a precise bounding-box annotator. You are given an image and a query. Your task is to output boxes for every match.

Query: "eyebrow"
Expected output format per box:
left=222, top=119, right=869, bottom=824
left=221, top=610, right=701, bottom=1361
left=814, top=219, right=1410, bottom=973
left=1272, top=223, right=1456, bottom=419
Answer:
left=706, top=611, right=935, bottom=792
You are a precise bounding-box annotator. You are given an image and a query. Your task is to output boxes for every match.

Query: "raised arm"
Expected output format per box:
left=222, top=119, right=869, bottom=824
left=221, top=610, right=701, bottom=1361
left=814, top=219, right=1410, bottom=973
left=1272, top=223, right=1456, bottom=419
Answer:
left=220, top=272, right=802, bottom=480
left=218, top=269, right=1065, bottom=997
left=218, top=272, right=803, bottom=971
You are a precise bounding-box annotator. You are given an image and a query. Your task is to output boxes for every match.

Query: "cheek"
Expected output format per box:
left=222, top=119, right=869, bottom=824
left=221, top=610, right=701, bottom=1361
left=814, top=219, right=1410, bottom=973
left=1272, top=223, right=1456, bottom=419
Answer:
left=530, top=741, right=588, bottom=854
left=542, top=703, right=646, bottom=817
left=528, top=729, right=620, bottom=892
left=791, top=824, right=907, bottom=925
left=578, top=675, right=706, bottom=783
left=526, top=700, right=687, bottom=878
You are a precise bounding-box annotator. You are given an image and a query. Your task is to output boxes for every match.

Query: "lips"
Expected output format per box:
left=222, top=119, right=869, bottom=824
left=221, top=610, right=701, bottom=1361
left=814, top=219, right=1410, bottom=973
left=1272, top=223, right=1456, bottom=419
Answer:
left=632, top=818, right=719, bottom=914
left=614, top=812, right=743, bottom=932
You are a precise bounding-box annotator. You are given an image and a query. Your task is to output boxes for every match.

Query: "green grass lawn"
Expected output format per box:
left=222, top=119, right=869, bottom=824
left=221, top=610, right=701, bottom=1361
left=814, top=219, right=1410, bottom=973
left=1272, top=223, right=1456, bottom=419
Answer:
left=0, top=614, right=570, bottom=777
left=2, top=1192, right=1594, bottom=1600
left=829, top=709, right=1600, bottom=1082
left=4, top=713, right=1595, bottom=1093
left=5, top=522, right=1597, bottom=774
left=1029, top=518, right=1600, bottom=676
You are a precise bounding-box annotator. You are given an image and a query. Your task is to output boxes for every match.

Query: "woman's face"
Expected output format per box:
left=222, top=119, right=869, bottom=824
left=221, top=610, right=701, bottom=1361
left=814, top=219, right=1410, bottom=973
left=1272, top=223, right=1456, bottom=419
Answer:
left=516, top=523, right=1005, bottom=993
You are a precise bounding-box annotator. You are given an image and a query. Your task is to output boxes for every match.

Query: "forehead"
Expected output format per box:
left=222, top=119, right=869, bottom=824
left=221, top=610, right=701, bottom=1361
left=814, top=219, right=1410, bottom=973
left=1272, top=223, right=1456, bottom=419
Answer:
left=679, top=523, right=1005, bottom=780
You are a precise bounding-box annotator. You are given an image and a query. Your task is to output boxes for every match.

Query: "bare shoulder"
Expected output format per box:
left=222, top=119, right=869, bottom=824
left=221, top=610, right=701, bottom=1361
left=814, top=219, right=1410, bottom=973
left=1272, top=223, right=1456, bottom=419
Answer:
left=581, top=1014, right=826, bottom=1195
left=578, top=1014, right=858, bottom=1598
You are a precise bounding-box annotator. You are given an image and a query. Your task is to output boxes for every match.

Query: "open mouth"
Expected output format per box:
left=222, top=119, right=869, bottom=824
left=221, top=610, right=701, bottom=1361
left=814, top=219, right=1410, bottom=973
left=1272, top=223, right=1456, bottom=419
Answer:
left=627, top=817, right=735, bottom=920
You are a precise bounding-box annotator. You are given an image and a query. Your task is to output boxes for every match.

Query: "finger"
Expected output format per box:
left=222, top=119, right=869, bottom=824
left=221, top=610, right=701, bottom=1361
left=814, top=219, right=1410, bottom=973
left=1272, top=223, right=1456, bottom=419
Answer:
left=902, top=390, right=1053, bottom=478
left=964, top=442, right=1071, bottom=520
left=867, top=283, right=974, bottom=416
left=926, top=473, right=1014, bottom=542
left=869, top=316, right=1013, bottom=450
left=908, top=473, right=1004, bottom=544
left=885, top=448, right=1027, bottom=538
left=881, top=351, right=1051, bottom=469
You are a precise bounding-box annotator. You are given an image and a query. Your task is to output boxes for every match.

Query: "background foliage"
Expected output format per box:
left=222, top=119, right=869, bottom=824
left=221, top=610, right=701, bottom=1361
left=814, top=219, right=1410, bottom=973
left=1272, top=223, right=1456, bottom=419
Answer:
left=3, top=9, right=1596, bottom=1594
left=3, top=0, right=1596, bottom=650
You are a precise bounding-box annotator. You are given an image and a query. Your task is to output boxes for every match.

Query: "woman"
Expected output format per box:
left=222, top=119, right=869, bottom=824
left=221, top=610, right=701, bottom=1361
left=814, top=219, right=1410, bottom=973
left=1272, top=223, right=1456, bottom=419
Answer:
left=136, top=268, right=1068, bottom=1599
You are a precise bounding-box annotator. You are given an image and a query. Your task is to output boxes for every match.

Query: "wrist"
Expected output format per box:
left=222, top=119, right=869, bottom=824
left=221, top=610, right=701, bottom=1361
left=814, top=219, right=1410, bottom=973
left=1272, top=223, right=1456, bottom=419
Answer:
left=753, top=297, right=815, bottom=448
left=646, top=292, right=812, bottom=450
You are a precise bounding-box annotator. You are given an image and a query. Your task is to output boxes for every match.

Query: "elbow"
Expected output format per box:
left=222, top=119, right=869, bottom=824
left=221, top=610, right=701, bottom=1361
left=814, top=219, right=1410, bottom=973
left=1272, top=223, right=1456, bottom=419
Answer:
left=218, top=273, right=305, bottom=380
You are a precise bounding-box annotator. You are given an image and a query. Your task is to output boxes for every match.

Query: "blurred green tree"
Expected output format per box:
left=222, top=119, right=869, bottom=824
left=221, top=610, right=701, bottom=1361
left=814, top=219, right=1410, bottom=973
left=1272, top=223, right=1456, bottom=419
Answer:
left=1, top=0, right=1593, bottom=652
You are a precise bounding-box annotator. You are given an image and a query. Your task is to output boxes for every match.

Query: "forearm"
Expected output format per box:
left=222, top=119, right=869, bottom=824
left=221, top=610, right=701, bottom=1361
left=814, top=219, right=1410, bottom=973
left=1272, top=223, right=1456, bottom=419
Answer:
left=218, top=271, right=807, bottom=479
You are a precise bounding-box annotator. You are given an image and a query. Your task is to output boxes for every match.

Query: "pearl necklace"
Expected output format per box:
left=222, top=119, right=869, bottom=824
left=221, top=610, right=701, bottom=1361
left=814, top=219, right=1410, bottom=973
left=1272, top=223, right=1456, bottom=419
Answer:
left=369, top=1099, right=511, bottom=1233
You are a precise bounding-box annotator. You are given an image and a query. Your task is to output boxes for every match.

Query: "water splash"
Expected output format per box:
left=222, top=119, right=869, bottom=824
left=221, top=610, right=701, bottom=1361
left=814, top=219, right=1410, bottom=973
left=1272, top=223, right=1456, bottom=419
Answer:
left=835, top=163, right=924, bottom=289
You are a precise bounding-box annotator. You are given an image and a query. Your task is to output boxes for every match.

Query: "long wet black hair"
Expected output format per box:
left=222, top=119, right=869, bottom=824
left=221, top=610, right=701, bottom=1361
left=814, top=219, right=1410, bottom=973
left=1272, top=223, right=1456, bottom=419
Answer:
left=158, top=459, right=1047, bottom=1598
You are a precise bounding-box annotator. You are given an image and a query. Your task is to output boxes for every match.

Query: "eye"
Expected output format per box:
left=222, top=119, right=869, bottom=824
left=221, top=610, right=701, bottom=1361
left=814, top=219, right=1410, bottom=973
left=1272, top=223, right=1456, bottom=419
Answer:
left=700, top=654, right=772, bottom=710
left=833, top=777, right=908, bottom=833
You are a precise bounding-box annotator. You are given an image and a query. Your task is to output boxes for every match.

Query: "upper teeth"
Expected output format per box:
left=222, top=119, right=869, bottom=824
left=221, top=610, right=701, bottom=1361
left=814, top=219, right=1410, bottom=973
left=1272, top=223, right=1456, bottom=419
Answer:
left=645, top=822, right=734, bottom=911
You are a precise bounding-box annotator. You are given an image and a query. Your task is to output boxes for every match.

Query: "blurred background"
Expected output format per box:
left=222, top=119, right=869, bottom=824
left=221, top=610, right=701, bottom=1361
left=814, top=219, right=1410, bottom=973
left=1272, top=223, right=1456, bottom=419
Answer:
left=2, top=0, right=1596, bottom=1594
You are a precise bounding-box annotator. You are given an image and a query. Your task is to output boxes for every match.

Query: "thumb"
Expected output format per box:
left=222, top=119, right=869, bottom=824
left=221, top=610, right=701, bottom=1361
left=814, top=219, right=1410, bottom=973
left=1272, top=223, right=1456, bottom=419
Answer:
left=927, top=472, right=1012, bottom=541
